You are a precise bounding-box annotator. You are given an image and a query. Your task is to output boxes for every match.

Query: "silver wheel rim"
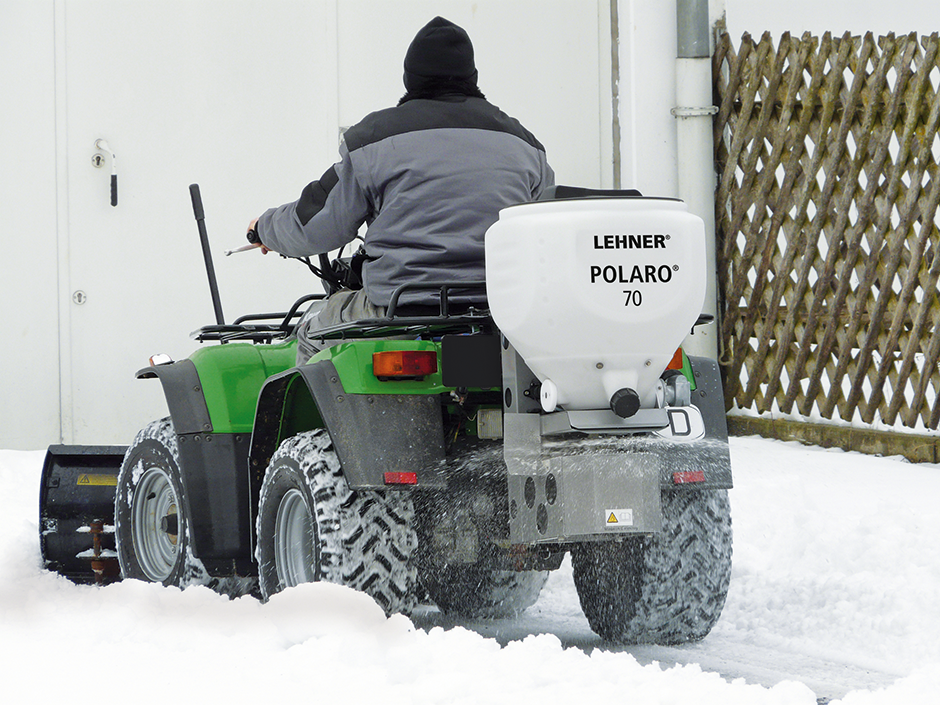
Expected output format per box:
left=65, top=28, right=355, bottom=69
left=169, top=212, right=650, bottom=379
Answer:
left=274, top=488, right=316, bottom=588
left=131, top=466, right=179, bottom=582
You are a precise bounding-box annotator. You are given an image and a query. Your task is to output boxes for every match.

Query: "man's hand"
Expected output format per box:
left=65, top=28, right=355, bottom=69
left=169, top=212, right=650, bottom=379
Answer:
left=247, top=218, right=270, bottom=254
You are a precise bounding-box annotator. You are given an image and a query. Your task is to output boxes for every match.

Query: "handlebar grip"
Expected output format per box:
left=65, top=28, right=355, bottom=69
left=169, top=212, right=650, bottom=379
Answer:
left=189, top=183, right=205, bottom=220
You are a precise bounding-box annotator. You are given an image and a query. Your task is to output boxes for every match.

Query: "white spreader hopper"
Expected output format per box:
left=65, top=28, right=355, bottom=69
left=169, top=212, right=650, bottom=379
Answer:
left=485, top=195, right=707, bottom=416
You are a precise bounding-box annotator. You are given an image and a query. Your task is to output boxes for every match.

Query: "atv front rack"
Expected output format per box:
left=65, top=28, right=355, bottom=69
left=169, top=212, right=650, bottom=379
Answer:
left=191, top=292, right=322, bottom=343
left=192, top=282, right=493, bottom=343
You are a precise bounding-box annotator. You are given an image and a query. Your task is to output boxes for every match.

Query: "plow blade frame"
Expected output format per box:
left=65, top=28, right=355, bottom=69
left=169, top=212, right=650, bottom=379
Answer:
left=39, top=445, right=127, bottom=584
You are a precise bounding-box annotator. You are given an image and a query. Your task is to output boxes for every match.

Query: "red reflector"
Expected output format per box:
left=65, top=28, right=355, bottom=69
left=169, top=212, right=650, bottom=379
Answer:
left=673, top=471, right=706, bottom=484
left=373, top=350, right=438, bottom=378
left=384, top=472, right=418, bottom=485
left=667, top=348, right=684, bottom=370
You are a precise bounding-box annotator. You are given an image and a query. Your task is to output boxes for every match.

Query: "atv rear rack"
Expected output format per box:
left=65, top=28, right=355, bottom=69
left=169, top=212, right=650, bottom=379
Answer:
left=309, top=281, right=494, bottom=341
left=193, top=282, right=493, bottom=343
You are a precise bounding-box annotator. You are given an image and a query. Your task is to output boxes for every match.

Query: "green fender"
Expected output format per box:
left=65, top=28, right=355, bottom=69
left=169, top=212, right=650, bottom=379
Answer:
left=136, top=341, right=297, bottom=434
left=134, top=342, right=298, bottom=566
left=248, top=340, right=450, bottom=491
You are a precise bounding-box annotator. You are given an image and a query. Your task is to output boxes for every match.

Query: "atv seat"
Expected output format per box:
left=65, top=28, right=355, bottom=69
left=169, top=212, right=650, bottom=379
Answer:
left=539, top=185, right=644, bottom=201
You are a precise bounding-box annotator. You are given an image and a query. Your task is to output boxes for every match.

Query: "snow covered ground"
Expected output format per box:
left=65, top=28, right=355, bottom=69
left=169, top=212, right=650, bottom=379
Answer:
left=2, top=436, right=938, bottom=704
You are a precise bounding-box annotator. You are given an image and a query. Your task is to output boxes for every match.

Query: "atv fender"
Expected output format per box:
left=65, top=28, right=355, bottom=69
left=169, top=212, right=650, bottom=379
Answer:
left=250, top=359, right=447, bottom=491
left=638, top=355, right=733, bottom=491
left=135, top=360, right=253, bottom=568
left=136, top=359, right=212, bottom=434
left=687, top=355, right=730, bottom=444
left=682, top=355, right=733, bottom=489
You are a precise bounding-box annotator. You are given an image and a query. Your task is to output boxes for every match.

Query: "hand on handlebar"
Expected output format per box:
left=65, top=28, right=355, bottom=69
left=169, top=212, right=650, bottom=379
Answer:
left=247, top=218, right=270, bottom=254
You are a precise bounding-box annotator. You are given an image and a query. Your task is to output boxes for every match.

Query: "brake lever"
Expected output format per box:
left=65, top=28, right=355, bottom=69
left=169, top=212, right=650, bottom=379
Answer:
left=225, top=243, right=262, bottom=256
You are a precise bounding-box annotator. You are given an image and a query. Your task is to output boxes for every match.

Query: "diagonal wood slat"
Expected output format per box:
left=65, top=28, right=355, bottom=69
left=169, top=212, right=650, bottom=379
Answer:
left=715, top=32, right=940, bottom=432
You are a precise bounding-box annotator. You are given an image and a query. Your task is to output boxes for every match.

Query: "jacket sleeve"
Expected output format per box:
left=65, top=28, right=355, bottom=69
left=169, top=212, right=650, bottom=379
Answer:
left=255, top=141, right=370, bottom=257
left=534, top=152, right=555, bottom=199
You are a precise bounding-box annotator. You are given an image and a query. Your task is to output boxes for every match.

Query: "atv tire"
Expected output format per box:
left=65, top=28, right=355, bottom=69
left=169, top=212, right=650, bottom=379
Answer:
left=115, top=418, right=206, bottom=587
left=571, top=488, right=732, bottom=645
left=255, top=429, right=418, bottom=615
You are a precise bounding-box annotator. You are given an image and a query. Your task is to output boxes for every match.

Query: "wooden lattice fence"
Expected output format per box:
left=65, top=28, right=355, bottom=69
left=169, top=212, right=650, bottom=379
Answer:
left=714, top=31, right=940, bottom=435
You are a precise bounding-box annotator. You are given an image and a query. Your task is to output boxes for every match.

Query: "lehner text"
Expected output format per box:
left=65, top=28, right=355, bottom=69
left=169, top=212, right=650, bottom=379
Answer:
left=593, top=234, right=668, bottom=249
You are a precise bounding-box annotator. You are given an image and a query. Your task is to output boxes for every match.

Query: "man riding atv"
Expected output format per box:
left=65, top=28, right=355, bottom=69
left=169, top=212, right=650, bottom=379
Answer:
left=247, top=16, right=554, bottom=363
left=39, top=15, right=732, bottom=647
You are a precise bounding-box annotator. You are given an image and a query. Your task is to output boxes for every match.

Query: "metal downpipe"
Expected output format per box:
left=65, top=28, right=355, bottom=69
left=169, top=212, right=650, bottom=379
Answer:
left=675, top=0, right=718, bottom=358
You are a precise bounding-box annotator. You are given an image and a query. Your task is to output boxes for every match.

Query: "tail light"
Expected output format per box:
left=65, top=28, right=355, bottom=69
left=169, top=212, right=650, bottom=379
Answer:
left=384, top=472, right=418, bottom=485
left=673, top=471, right=706, bottom=484
left=372, top=350, right=438, bottom=380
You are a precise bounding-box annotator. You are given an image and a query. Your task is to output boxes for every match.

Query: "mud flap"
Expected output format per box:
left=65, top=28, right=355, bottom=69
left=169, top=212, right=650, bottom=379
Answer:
left=39, top=445, right=126, bottom=584
left=252, top=361, right=447, bottom=491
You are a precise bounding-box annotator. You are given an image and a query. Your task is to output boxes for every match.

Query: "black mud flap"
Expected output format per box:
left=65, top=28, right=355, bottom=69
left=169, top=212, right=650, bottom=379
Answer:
left=39, top=445, right=127, bottom=584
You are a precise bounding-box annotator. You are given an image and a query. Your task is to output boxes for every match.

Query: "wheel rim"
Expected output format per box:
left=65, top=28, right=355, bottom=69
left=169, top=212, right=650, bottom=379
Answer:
left=274, top=488, right=316, bottom=588
left=131, top=466, right=179, bottom=582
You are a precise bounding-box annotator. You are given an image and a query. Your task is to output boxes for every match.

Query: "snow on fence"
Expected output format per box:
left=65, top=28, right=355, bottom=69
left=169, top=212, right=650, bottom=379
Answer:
left=713, top=31, right=940, bottom=452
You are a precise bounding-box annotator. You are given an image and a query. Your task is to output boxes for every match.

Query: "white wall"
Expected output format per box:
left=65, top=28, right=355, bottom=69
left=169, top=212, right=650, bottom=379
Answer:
left=0, top=0, right=617, bottom=449
left=8, top=0, right=927, bottom=449
left=334, top=1, right=613, bottom=189
left=619, top=0, right=940, bottom=197
left=614, top=1, right=726, bottom=197
left=616, top=1, right=678, bottom=197
left=723, top=0, right=940, bottom=39
left=0, top=2, right=60, bottom=448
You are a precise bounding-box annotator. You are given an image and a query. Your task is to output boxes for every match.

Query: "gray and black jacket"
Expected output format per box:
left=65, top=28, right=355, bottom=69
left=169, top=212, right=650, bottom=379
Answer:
left=256, top=94, right=554, bottom=307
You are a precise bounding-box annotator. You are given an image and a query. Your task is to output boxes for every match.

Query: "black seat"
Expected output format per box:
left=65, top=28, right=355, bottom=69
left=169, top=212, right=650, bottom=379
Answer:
left=539, top=185, right=644, bottom=201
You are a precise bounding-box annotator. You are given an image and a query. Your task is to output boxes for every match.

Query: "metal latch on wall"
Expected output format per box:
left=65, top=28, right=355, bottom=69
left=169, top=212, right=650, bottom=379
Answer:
left=92, top=139, right=118, bottom=206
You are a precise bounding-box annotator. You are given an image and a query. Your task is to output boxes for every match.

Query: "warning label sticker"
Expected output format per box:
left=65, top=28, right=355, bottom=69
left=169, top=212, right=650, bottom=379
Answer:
left=76, top=474, right=118, bottom=487
left=604, top=508, right=634, bottom=527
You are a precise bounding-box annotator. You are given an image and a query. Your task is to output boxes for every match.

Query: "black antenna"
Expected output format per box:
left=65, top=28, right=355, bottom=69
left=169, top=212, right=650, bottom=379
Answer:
left=189, top=184, right=225, bottom=325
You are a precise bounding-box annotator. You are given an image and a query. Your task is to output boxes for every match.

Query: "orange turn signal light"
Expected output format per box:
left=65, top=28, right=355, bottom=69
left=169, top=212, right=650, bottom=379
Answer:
left=372, top=350, right=438, bottom=379
left=666, top=347, right=684, bottom=371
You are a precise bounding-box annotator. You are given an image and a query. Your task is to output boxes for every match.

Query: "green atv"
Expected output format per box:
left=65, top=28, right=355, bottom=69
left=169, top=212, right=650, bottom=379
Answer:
left=40, top=184, right=732, bottom=644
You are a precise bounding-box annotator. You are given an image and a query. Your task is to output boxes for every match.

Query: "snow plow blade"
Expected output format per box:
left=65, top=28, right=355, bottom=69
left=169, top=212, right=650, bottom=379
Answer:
left=39, top=445, right=126, bottom=584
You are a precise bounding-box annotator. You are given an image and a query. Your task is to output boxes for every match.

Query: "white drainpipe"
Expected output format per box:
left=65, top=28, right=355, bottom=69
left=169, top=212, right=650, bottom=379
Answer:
left=675, top=0, right=719, bottom=359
